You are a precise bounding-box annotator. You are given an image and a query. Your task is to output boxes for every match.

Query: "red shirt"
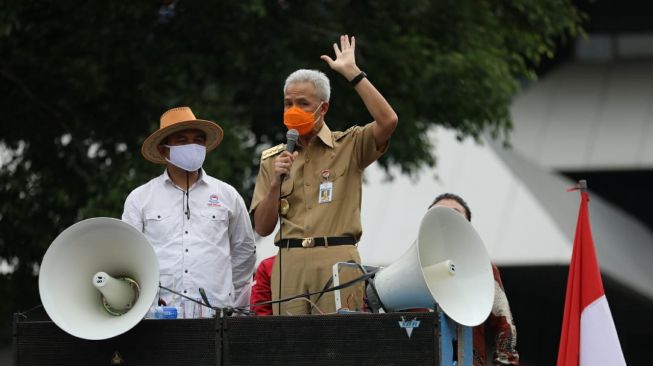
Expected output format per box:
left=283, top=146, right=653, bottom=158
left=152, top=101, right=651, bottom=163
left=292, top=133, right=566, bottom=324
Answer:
left=250, top=256, right=275, bottom=315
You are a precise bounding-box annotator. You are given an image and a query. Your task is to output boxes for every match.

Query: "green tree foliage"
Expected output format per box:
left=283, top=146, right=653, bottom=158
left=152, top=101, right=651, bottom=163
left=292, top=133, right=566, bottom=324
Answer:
left=0, top=0, right=583, bottom=342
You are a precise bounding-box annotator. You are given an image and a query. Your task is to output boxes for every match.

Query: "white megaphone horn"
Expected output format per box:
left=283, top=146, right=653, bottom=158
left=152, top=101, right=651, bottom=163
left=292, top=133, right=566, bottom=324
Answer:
left=366, top=206, right=495, bottom=326
left=38, top=217, right=159, bottom=340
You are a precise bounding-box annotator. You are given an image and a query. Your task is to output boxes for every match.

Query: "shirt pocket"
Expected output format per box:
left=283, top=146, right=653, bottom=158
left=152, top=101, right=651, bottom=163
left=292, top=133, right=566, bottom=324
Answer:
left=199, top=208, right=229, bottom=240
left=143, top=209, right=177, bottom=245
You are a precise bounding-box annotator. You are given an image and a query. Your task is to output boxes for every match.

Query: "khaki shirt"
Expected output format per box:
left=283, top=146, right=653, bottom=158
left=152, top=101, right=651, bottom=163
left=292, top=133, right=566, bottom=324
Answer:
left=250, top=122, right=385, bottom=242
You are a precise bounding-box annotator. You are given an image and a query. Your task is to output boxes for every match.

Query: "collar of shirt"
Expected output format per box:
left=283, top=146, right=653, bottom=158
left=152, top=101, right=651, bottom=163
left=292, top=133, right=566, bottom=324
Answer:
left=161, top=168, right=207, bottom=190
left=298, top=123, right=334, bottom=150
left=316, top=122, right=334, bottom=148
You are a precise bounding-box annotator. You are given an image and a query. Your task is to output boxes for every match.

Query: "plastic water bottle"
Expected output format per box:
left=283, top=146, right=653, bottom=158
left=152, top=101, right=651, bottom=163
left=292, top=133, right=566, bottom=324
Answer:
left=150, top=306, right=180, bottom=319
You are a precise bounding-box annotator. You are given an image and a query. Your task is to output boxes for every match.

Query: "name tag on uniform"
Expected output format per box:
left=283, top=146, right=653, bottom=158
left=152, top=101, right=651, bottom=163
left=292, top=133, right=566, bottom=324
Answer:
left=318, top=181, right=333, bottom=204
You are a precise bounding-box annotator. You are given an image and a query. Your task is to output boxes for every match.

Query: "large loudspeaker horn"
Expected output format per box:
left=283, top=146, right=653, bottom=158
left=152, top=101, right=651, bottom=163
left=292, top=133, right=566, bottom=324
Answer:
left=372, top=206, right=495, bottom=326
left=39, top=217, right=159, bottom=340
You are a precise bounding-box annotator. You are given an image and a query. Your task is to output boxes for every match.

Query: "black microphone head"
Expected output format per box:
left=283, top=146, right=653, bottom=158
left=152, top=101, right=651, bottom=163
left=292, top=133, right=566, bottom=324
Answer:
left=224, top=307, right=234, bottom=316
left=286, top=129, right=299, bottom=152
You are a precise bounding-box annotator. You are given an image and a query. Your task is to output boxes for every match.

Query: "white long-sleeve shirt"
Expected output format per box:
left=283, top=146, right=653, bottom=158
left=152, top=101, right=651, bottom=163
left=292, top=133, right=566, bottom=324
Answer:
left=122, top=169, right=255, bottom=316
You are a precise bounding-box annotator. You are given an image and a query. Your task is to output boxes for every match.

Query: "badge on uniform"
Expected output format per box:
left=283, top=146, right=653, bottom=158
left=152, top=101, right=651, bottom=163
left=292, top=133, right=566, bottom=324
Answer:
left=318, top=169, right=333, bottom=204
left=279, top=198, right=290, bottom=215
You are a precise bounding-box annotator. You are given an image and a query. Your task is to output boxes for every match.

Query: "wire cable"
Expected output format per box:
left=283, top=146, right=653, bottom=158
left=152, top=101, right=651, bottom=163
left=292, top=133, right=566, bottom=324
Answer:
left=15, top=304, right=44, bottom=319
left=284, top=297, right=327, bottom=315
left=185, top=171, right=190, bottom=220
left=237, top=269, right=378, bottom=313
left=277, top=181, right=283, bottom=315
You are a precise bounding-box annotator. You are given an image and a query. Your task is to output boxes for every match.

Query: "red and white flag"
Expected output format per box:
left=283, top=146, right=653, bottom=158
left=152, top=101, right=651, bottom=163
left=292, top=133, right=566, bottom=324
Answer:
left=556, top=187, right=626, bottom=366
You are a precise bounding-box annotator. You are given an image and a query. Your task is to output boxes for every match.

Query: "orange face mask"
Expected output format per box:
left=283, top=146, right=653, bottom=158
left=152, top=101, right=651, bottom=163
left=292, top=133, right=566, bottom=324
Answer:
left=283, top=102, right=323, bottom=136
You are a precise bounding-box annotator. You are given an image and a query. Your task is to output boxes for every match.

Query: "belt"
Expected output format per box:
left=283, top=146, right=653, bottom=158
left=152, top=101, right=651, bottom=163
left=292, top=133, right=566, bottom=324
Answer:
left=275, top=236, right=356, bottom=248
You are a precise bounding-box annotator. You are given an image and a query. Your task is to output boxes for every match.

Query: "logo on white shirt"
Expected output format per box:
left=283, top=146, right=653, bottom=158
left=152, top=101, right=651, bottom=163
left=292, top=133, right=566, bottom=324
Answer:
left=208, top=194, right=222, bottom=207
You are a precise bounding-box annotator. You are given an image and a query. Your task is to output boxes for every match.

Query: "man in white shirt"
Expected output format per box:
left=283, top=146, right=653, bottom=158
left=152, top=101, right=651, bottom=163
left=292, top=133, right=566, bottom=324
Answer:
left=122, top=106, right=256, bottom=317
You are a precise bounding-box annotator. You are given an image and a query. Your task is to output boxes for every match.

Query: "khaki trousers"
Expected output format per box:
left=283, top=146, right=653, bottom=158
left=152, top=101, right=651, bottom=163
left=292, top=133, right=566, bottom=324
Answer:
left=270, top=245, right=365, bottom=315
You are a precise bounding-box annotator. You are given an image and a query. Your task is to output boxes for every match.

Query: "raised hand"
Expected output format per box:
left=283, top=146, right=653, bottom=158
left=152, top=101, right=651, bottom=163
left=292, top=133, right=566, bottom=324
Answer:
left=320, top=35, right=361, bottom=81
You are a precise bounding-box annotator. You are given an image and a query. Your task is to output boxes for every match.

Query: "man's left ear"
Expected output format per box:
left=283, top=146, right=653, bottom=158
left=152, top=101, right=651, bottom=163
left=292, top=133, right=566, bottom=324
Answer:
left=320, top=101, right=329, bottom=116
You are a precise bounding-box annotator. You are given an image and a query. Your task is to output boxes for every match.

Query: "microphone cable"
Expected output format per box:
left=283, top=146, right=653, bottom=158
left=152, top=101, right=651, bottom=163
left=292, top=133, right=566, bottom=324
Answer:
left=276, top=182, right=283, bottom=315
left=15, top=304, right=45, bottom=320
left=158, top=285, right=254, bottom=316
left=238, top=269, right=379, bottom=313
left=274, top=129, right=297, bottom=315
left=162, top=266, right=378, bottom=316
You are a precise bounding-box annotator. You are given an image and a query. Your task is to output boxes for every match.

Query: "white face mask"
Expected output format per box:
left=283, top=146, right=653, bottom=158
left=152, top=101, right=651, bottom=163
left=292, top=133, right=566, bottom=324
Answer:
left=165, top=144, right=206, bottom=172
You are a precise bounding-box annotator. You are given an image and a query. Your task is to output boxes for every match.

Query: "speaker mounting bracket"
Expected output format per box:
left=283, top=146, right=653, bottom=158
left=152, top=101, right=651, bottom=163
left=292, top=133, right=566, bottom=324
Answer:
left=100, top=277, right=140, bottom=316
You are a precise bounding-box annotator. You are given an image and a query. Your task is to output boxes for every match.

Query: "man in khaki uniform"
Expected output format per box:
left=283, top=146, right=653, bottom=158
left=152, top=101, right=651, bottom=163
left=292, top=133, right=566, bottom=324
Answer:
left=250, top=35, right=398, bottom=315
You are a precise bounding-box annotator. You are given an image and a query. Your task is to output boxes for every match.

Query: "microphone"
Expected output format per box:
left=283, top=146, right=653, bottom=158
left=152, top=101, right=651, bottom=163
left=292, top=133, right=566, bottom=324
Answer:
left=281, top=129, right=299, bottom=181
left=286, top=129, right=299, bottom=153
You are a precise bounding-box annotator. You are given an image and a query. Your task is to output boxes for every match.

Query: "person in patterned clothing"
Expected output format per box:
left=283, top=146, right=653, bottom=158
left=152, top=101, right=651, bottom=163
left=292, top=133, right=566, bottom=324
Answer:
left=430, top=193, right=519, bottom=366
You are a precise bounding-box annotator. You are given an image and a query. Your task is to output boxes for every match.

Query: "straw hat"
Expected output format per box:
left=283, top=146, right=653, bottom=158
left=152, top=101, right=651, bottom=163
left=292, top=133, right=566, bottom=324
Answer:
left=141, top=107, right=224, bottom=164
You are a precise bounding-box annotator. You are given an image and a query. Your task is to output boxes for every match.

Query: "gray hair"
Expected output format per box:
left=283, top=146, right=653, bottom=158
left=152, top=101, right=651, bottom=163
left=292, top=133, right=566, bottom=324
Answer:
left=283, top=69, right=331, bottom=102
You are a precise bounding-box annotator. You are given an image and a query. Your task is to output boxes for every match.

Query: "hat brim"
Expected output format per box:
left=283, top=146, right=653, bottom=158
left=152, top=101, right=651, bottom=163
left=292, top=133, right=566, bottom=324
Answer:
left=141, top=119, right=224, bottom=164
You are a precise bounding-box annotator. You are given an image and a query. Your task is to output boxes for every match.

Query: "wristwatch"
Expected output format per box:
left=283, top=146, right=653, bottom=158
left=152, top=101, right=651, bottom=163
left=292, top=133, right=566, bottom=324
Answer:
left=349, top=71, right=367, bottom=86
